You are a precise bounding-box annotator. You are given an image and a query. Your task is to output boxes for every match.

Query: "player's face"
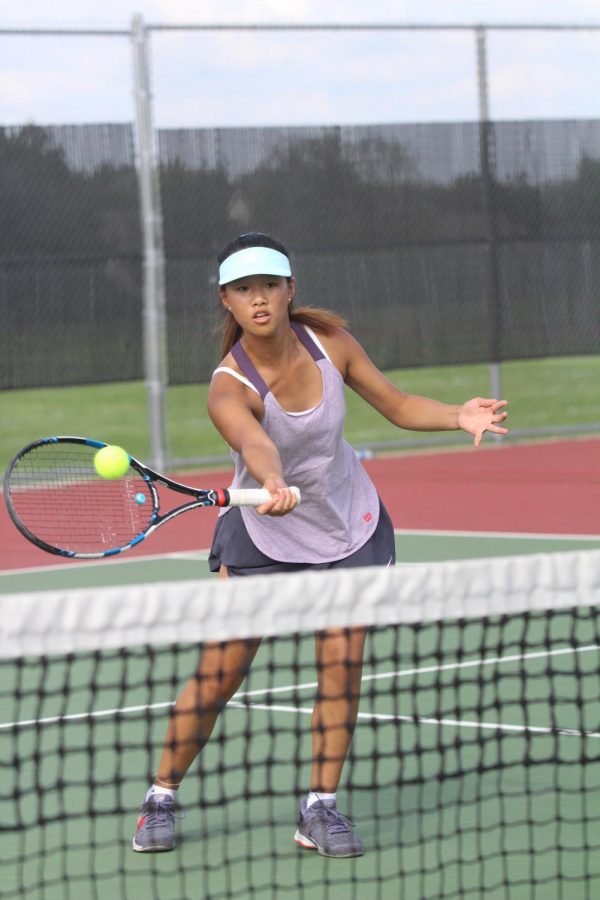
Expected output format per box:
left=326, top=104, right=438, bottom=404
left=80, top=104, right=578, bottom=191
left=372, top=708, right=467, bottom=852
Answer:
left=220, top=274, right=294, bottom=334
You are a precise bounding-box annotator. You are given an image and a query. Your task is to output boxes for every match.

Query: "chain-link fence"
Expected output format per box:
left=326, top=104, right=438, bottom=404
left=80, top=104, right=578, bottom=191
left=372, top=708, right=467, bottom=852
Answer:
left=1, top=20, right=599, bottom=465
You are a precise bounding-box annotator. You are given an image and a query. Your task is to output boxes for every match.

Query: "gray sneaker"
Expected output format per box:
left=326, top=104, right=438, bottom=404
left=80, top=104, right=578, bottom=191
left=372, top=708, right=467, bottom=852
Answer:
left=132, top=794, right=182, bottom=852
left=294, top=798, right=364, bottom=858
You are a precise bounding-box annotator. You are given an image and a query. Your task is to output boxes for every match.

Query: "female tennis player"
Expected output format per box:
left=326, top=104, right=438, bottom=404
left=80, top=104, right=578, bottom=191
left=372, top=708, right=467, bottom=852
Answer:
left=133, top=232, right=508, bottom=858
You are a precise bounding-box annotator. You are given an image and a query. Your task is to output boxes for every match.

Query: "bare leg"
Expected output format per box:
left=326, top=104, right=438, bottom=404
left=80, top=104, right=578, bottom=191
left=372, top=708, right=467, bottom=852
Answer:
left=155, top=566, right=261, bottom=787
left=309, top=627, right=366, bottom=793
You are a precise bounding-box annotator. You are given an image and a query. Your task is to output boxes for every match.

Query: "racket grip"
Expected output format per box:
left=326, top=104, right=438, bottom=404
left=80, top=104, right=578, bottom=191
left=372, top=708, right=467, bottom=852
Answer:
left=226, top=486, right=301, bottom=507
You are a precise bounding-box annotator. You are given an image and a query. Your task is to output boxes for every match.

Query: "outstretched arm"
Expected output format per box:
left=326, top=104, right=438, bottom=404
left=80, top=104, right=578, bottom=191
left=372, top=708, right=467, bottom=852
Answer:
left=330, top=330, right=508, bottom=446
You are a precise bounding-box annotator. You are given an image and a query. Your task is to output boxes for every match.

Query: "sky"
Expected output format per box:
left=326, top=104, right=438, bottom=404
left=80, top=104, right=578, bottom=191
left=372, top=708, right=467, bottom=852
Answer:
left=1, top=1, right=599, bottom=129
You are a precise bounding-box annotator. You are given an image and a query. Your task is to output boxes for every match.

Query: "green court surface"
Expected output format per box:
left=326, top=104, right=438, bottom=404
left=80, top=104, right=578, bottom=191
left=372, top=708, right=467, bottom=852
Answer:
left=2, top=530, right=600, bottom=594
left=3, top=533, right=600, bottom=899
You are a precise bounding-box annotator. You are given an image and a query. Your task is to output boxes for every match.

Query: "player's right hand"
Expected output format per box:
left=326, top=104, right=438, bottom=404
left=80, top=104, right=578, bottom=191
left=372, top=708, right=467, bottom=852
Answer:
left=256, top=477, right=300, bottom=517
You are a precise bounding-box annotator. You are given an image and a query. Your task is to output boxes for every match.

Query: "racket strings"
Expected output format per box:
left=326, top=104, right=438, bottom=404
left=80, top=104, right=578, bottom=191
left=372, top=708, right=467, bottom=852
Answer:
left=8, top=447, right=153, bottom=553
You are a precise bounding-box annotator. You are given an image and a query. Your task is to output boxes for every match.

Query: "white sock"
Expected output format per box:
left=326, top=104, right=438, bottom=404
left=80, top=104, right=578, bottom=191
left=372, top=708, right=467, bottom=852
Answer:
left=145, top=784, right=178, bottom=802
left=307, top=791, right=336, bottom=809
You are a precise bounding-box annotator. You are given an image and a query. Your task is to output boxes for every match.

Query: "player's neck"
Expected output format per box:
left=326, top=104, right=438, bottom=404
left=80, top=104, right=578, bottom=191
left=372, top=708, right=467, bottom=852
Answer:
left=240, top=323, right=298, bottom=366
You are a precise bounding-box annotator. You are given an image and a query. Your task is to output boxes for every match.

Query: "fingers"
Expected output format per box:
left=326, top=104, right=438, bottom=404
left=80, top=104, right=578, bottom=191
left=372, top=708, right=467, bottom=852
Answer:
left=491, top=400, right=509, bottom=428
left=473, top=421, right=509, bottom=447
left=256, top=486, right=300, bottom=517
left=489, top=424, right=509, bottom=435
left=474, top=398, right=508, bottom=411
left=471, top=398, right=509, bottom=447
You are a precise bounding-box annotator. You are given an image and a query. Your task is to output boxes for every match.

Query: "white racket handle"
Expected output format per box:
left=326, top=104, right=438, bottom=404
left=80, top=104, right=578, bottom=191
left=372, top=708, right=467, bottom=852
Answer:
left=227, top=486, right=301, bottom=507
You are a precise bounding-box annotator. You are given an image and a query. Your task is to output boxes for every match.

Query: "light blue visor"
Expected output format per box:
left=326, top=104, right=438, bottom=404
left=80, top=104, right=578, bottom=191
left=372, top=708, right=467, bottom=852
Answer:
left=218, top=247, right=292, bottom=285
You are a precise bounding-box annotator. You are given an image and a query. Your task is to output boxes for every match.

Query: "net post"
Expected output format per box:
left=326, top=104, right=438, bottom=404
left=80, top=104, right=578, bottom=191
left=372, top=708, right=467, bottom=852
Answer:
left=131, top=14, right=169, bottom=470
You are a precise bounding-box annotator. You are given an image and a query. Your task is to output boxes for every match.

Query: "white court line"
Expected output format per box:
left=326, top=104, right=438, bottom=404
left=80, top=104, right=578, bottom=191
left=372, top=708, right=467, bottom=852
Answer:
left=2, top=529, right=598, bottom=579
left=5, top=698, right=598, bottom=740
left=235, top=643, right=600, bottom=699
left=0, top=549, right=208, bottom=577
left=0, top=702, right=173, bottom=730
left=3, top=643, right=599, bottom=738
left=226, top=703, right=600, bottom=739
left=394, top=529, right=600, bottom=542
left=3, top=532, right=599, bottom=581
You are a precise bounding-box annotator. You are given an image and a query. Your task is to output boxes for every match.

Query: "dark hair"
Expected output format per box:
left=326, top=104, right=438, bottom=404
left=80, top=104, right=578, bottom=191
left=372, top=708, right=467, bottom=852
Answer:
left=217, top=231, right=290, bottom=265
left=216, top=232, right=348, bottom=358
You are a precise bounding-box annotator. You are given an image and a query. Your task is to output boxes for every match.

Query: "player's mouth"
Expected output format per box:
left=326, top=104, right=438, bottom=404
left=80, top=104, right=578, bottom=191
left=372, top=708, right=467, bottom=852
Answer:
left=252, top=311, right=271, bottom=324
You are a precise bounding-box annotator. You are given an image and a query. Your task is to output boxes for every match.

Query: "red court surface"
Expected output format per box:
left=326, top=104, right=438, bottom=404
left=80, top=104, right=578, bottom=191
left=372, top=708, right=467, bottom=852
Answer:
left=1, top=438, right=598, bottom=572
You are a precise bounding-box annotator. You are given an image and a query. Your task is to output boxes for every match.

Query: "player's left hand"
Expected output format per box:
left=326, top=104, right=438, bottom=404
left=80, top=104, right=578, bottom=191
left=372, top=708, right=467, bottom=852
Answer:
left=458, top=398, right=509, bottom=447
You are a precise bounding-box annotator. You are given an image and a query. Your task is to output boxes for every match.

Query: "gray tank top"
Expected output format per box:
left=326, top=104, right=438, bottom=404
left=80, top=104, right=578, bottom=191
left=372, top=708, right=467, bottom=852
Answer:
left=213, top=322, right=380, bottom=563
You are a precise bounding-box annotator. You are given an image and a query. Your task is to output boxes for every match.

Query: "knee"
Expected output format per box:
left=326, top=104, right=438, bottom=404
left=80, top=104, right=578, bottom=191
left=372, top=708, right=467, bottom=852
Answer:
left=189, top=670, right=242, bottom=710
left=316, top=659, right=362, bottom=701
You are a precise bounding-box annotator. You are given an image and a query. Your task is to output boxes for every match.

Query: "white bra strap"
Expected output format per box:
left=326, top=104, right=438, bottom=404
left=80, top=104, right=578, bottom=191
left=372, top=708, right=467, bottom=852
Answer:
left=212, top=367, right=261, bottom=395
left=304, top=326, right=332, bottom=363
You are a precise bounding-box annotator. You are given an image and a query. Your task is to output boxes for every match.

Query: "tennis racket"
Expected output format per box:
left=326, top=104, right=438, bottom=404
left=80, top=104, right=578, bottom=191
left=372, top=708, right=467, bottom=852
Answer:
left=3, top=436, right=300, bottom=560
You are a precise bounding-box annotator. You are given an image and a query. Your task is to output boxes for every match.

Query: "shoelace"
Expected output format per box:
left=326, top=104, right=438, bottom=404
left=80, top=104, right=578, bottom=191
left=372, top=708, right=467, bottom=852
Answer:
left=138, top=799, right=185, bottom=826
left=310, top=805, right=354, bottom=835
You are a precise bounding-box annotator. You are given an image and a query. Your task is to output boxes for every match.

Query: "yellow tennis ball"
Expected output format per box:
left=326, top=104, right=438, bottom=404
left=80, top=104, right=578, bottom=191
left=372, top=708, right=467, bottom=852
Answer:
left=94, top=445, right=130, bottom=479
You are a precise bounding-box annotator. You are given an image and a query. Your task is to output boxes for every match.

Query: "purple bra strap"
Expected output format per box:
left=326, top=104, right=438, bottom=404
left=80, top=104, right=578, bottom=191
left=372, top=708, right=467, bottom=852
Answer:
left=230, top=341, right=269, bottom=400
left=290, top=321, right=325, bottom=361
left=230, top=323, right=325, bottom=400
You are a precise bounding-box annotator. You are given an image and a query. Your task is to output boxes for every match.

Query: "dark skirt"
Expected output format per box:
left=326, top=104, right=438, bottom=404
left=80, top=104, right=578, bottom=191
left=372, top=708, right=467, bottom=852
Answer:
left=208, top=499, right=396, bottom=577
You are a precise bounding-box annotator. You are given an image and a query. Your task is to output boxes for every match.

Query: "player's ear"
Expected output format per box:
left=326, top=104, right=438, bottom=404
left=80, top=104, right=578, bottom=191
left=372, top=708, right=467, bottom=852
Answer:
left=288, top=277, right=295, bottom=302
left=219, top=286, right=231, bottom=312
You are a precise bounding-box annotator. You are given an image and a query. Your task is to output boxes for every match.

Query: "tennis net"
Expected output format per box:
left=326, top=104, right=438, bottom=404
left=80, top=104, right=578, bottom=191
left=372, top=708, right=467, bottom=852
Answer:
left=2, top=550, right=600, bottom=899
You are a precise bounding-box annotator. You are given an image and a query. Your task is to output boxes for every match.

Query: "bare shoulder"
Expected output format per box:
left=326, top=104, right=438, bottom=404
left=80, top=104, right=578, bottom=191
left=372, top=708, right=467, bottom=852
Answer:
left=313, top=326, right=369, bottom=379
left=210, top=349, right=255, bottom=388
left=208, top=353, right=263, bottom=417
left=210, top=352, right=240, bottom=395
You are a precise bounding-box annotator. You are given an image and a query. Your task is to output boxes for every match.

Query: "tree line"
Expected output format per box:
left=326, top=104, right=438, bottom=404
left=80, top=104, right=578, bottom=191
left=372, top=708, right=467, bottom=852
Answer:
left=2, top=124, right=600, bottom=264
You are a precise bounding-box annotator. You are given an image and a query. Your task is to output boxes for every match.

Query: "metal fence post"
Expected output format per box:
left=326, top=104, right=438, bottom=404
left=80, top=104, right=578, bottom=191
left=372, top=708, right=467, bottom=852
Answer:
left=476, top=27, right=504, bottom=424
left=131, top=14, right=168, bottom=470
